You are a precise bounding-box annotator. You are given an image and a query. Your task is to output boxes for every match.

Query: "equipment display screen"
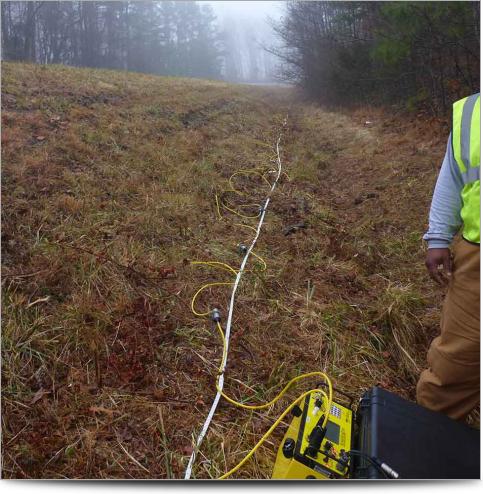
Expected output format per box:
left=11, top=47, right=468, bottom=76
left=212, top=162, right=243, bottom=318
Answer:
left=325, top=420, right=341, bottom=444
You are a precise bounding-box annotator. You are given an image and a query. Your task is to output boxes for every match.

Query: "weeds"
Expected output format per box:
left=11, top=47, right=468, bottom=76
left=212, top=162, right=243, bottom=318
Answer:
left=2, top=63, right=447, bottom=479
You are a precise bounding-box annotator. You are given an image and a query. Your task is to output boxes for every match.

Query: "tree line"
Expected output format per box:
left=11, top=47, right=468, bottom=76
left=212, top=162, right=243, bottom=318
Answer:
left=272, top=1, right=480, bottom=113
left=1, top=1, right=222, bottom=79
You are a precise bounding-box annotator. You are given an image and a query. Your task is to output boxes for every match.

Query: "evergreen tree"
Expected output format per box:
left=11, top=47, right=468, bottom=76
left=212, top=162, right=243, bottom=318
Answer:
left=272, top=1, right=480, bottom=113
left=1, top=1, right=223, bottom=80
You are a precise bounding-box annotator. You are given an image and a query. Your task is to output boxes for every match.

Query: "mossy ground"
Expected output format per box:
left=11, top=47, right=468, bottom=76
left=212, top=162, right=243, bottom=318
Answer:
left=2, top=63, right=452, bottom=479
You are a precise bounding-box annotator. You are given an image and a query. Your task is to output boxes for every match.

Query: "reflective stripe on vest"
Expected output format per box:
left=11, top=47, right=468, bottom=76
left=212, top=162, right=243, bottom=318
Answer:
left=452, top=93, right=480, bottom=244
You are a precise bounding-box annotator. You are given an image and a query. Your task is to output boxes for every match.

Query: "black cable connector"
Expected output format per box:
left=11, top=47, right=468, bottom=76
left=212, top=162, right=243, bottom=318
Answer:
left=305, top=416, right=326, bottom=458
left=238, top=243, right=248, bottom=255
left=348, top=450, right=400, bottom=479
left=211, top=308, right=221, bottom=323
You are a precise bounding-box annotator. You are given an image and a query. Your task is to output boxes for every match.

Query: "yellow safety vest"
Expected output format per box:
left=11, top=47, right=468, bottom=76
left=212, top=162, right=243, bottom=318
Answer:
left=452, top=93, right=480, bottom=244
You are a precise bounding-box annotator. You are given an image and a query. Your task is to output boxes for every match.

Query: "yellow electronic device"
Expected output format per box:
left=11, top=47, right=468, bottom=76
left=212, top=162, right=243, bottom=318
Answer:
left=272, top=391, right=353, bottom=479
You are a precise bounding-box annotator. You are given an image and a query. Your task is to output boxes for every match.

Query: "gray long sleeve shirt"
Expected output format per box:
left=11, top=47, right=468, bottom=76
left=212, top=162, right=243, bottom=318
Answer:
left=423, top=135, right=464, bottom=249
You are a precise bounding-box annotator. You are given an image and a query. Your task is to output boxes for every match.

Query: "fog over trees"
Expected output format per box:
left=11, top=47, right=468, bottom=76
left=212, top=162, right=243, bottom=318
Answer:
left=0, top=0, right=282, bottom=83
left=1, top=1, right=479, bottom=110
left=208, top=1, right=283, bottom=83
left=1, top=1, right=223, bottom=78
left=272, top=1, right=480, bottom=112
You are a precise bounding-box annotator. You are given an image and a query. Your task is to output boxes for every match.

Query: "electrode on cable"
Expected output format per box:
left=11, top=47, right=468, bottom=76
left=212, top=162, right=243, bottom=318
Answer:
left=238, top=243, right=248, bottom=255
left=211, top=308, right=222, bottom=323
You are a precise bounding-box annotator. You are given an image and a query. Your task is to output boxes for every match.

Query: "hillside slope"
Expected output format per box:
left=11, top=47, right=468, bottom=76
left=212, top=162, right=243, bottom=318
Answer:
left=2, top=63, right=447, bottom=479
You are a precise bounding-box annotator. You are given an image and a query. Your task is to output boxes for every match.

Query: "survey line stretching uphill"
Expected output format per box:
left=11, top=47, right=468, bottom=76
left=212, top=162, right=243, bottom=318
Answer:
left=2, top=63, right=459, bottom=479
left=185, top=121, right=287, bottom=478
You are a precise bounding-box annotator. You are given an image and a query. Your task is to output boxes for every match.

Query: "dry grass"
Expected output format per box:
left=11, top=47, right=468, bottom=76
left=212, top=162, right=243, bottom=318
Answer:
left=2, top=62, right=448, bottom=479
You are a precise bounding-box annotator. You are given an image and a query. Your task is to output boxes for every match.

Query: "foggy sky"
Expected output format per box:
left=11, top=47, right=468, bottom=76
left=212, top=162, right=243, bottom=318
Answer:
left=201, top=1, right=284, bottom=21
left=201, top=1, right=285, bottom=82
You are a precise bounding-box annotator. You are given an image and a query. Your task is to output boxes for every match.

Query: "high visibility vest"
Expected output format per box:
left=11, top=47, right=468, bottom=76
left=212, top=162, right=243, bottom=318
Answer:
left=452, top=93, right=480, bottom=244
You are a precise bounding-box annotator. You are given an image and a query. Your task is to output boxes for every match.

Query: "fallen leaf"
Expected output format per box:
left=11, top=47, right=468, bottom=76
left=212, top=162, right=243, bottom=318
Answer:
left=35, top=135, right=46, bottom=141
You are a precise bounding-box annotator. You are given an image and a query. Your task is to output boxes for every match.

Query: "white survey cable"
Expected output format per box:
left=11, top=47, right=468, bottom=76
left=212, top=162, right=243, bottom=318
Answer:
left=184, top=121, right=286, bottom=479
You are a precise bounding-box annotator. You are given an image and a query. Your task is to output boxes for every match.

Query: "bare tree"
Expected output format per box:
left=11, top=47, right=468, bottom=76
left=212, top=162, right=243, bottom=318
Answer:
left=270, top=1, right=480, bottom=112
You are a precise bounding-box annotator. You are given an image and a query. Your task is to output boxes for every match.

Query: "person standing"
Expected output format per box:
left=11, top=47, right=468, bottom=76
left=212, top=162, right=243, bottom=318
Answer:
left=417, top=93, right=480, bottom=421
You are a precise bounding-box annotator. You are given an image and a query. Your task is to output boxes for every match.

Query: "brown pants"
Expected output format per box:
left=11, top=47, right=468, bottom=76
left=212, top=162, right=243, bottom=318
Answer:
left=416, top=239, right=480, bottom=420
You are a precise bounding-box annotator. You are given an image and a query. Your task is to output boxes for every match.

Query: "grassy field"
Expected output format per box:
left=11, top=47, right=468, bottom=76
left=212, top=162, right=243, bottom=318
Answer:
left=2, top=62, right=450, bottom=479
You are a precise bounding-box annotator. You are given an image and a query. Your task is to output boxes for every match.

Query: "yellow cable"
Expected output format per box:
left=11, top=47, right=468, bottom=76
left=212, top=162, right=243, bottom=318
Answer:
left=218, top=388, right=327, bottom=479
left=190, top=158, right=335, bottom=479
left=214, top=322, right=331, bottom=412
left=215, top=192, right=222, bottom=220
left=238, top=203, right=263, bottom=210
left=220, top=199, right=261, bottom=219
left=263, top=170, right=290, bottom=182
left=192, top=253, right=265, bottom=276
left=249, top=250, right=267, bottom=271
left=189, top=252, right=265, bottom=319
left=234, top=223, right=257, bottom=233
left=191, top=282, right=234, bottom=317
left=190, top=264, right=333, bottom=478
left=216, top=168, right=275, bottom=220
left=191, top=261, right=239, bottom=276
left=211, top=321, right=332, bottom=479
left=261, top=169, right=277, bottom=183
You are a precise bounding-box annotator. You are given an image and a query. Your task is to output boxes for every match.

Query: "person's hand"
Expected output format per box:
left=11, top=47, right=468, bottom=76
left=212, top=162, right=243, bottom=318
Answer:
left=425, top=248, right=452, bottom=286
